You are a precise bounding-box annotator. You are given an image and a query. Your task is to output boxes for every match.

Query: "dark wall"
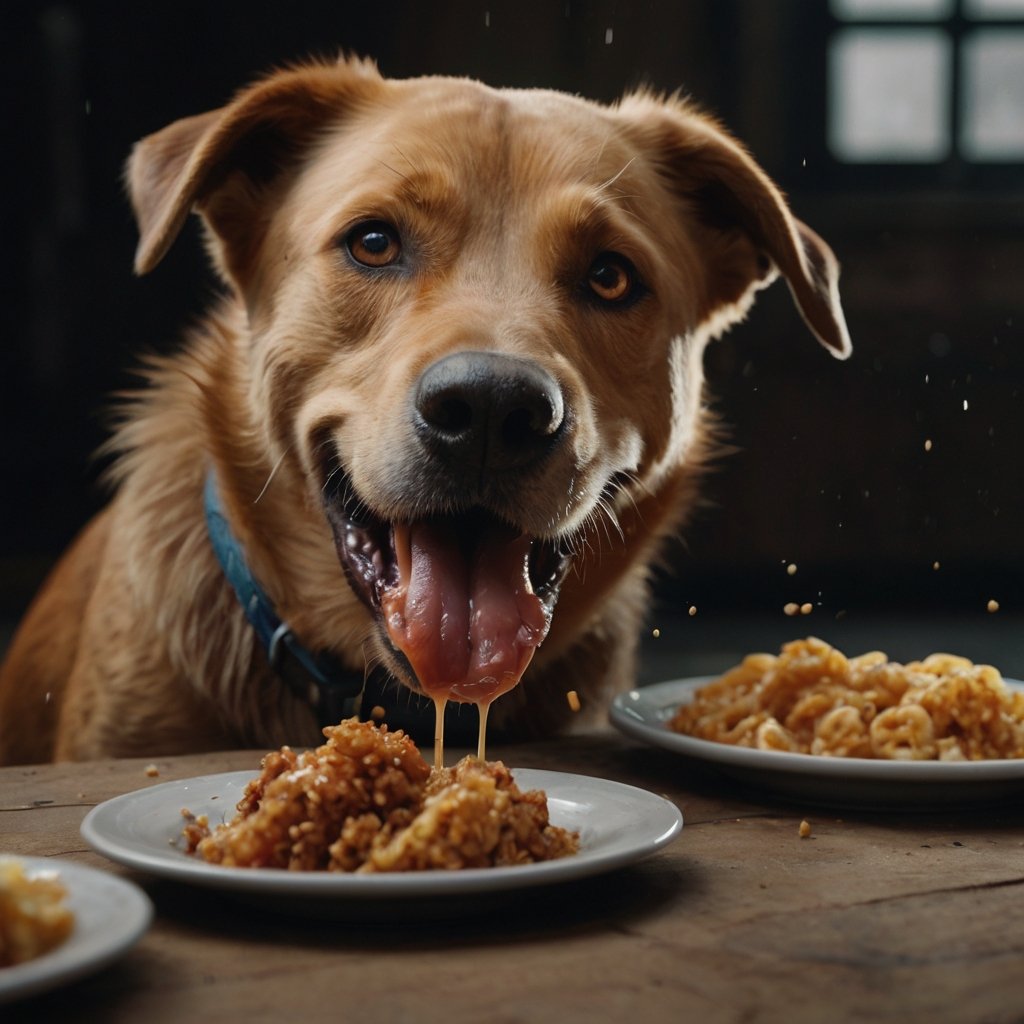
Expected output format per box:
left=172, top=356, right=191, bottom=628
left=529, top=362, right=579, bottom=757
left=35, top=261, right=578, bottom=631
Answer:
left=2, top=0, right=1021, bottom=627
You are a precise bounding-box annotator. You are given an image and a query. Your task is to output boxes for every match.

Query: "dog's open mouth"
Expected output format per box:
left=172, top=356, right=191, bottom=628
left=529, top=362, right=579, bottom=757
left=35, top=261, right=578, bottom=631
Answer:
left=324, top=473, right=573, bottom=704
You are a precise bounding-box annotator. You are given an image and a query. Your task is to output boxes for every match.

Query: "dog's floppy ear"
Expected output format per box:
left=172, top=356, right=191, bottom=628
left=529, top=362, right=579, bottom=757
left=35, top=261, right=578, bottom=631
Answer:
left=126, top=57, right=383, bottom=278
left=619, top=93, right=851, bottom=359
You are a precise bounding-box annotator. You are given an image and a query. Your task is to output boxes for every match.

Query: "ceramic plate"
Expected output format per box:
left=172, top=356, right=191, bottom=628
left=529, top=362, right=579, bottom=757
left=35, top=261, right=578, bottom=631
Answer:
left=0, top=856, right=152, bottom=1004
left=610, top=677, right=1024, bottom=808
left=81, top=769, right=682, bottom=910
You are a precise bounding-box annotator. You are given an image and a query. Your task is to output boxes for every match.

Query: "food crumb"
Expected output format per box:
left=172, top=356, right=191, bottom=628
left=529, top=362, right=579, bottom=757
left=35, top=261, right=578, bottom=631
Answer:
left=783, top=602, right=800, bottom=617
left=924, top=439, right=933, bottom=452
left=566, top=690, right=581, bottom=712
left=786, top=563, right=798, bottom=576
left=688, top=605, right=697, bottom=617
left=144, top=764, right=160, bottom=778
left=987, top=599, right=1000, bottom=613
left=370, top=705, right=386, bottom=721
left=652, top=627, right=660, bottom=638
left=800, top=602, right=813, bottom=615
left=799, top=820, right=812, bottom=839
left=933, top=561, right=941, bottom=570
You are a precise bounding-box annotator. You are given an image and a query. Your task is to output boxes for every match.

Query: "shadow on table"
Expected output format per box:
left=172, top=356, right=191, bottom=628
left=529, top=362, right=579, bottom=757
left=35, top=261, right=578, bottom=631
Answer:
left=138, top=847, right=702, bottom=947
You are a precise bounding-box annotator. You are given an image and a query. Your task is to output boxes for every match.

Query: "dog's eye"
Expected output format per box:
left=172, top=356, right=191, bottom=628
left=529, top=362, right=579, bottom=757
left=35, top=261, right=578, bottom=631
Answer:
left=346, top=222, right=402, bottom=268
left=586, top=253, right=637, bottom=304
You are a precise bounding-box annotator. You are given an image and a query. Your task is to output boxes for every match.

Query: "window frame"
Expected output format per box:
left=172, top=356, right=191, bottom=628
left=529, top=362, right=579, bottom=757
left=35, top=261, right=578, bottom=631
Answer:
left=810, top=0, right=1024, bottom=191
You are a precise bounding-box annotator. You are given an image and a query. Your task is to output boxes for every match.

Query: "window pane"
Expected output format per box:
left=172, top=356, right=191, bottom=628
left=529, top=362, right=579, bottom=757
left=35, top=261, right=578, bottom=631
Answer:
left=831, top=0, right=954, bottom=19
left=960, top=30, right=1024, bottom=159
left=829, top=29, right=952, bottom=161
left=964, top=0, right=1024, bottom=17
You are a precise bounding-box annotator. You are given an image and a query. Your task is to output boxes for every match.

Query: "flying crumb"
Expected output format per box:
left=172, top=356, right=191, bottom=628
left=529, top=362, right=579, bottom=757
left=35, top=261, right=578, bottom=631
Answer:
left=800, top=603, right=813, bottom=615
left=786, top=563, right=798, bottom=576
left=688, top=605, right=697, bottom=617
left=784, top=602, right=800, bottom=617
left=924, top=439, right=933, bottom=452
left=566, top=690, right=581, bottom=712
left=933, top=561, right=941, bottom=571
left=370, top=705, right=386, bottom=721
left=652, top=627, right=660, bottom=638
left=987, top=599, right=1000, bottom=613
left=144, top=764, right=160, bottom=778
left=799, top=820, right=812, bottom=839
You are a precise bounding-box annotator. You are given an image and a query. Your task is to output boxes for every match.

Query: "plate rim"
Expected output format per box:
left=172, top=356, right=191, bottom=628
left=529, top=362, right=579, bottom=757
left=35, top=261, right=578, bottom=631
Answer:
left=0, top=855, right=153, bottom=1005
left=80, top=767, right=683, bottom=899
left=610, top=676, right=1024, bottom=782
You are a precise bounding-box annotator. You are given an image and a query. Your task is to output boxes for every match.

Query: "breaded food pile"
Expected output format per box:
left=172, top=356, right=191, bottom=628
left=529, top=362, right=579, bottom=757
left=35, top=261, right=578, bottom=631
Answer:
left=0, top=857, right=75, bottom=966
left=670, top=636, right=1024, bottom=760
left=183, top=718, right=578, bottom=871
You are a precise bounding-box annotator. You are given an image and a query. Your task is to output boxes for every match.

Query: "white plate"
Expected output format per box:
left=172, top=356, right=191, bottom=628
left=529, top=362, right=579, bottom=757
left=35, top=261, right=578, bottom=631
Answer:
left=610, top=677, right=1024, bottom=808
left=80, top=769, right=682, bottom=911
left=0, top=856, right=152, bottom=1004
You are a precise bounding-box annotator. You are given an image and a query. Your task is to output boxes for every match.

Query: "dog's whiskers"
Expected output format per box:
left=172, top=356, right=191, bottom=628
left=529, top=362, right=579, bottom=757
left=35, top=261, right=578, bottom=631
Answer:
left=597, top=156, right=637, bottom=193
left=580, top=470, right=646, bottom=553
left=378, top=159, right=414, bottom=187
left=253, top=448, right=290, bottom=505
left=596, top=495, right=625, bottom=544
left=379, top=143, right=420, bottom=194
left=318, top=455, right=345, bottom=497
left=597, top=191, right=641, bottom=207
left=360, top=640, right=389, bottom=686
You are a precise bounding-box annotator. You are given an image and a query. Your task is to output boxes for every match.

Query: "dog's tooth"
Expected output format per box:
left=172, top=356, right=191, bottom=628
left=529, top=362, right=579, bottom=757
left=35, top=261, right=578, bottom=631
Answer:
left=393, top=523, right=412, bottom=582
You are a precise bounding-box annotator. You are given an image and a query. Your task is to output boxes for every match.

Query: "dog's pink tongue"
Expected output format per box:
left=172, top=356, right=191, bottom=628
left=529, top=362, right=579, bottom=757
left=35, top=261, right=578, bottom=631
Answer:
left=382, top=521, right=550, bottom=704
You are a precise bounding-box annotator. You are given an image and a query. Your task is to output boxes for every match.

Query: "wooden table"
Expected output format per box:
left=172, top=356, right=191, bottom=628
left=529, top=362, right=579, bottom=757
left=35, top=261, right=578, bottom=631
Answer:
left=3, top=729, right=1023, bottom=1023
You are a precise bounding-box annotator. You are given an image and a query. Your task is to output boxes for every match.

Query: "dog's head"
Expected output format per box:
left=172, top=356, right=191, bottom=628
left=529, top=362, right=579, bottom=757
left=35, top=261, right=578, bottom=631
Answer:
left=127, top=57, right=849, bottom=708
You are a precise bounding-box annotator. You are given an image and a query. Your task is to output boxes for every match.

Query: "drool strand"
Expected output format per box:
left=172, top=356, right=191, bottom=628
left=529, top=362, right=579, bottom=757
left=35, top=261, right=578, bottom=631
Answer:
left=433, top=696, right=447, bottom=768
left=477, top=701, right=492, bottom=761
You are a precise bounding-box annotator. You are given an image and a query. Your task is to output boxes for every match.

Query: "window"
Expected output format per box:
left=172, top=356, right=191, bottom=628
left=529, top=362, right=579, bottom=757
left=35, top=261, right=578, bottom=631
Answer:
left=960, top=28, right=1024, bottom=158
left=828, top=0, right=1024, bottom=167
left=830, top=28, right=952, bottom=161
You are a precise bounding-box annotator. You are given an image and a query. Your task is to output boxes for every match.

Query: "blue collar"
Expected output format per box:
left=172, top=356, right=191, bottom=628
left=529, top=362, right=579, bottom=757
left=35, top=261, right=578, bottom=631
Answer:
left=203, top=471, right=366, bottom=727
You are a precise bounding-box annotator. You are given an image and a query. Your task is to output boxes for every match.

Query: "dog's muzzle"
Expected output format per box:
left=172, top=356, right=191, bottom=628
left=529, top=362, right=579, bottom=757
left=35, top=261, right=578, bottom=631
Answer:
left=324, top=351, right=575, bottom=706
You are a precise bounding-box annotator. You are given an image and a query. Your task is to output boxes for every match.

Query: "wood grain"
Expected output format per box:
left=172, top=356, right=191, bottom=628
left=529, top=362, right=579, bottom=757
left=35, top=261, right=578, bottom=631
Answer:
left=2, top=731, right=1023, bottom=1023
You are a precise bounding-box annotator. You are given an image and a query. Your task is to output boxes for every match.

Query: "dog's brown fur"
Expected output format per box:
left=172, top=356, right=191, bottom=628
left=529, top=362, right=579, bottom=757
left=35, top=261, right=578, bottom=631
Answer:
left=0, top=58, right=849, bottom=764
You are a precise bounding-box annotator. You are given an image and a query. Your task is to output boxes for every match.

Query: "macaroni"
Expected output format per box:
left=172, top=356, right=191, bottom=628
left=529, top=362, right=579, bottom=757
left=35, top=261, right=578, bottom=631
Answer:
left=669, top=637, right=1024, bottom=760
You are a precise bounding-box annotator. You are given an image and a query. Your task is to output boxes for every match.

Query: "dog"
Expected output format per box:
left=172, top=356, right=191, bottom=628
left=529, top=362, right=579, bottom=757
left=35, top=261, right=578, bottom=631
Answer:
left=0, top=56, right=850, bottom=764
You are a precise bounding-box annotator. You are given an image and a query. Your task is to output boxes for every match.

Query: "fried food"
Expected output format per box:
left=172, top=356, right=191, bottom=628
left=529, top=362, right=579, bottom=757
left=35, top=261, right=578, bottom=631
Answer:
left=669, top=637, right=1024, bottom=760
left=183, top=718, right=578, bottom=871
left=0, top=858, right=75, bottom=967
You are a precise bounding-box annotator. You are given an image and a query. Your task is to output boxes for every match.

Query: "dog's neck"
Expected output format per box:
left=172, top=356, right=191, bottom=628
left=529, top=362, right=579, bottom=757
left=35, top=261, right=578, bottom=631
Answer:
left=203, top=470, right=366, bottom=728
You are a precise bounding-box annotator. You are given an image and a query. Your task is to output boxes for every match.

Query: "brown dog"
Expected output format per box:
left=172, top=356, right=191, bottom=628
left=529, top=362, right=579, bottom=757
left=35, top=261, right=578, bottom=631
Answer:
left=0, top=57, right=850, bottom=764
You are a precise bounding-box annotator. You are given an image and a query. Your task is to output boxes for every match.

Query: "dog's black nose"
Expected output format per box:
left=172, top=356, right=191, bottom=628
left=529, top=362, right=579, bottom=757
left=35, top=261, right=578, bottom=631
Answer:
left=414, top=351, right=565, bottom=473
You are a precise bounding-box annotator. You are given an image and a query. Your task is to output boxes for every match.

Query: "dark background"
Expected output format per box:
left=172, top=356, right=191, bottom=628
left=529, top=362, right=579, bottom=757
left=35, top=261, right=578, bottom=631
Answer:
left=2, top=0, right=1022, bottom=677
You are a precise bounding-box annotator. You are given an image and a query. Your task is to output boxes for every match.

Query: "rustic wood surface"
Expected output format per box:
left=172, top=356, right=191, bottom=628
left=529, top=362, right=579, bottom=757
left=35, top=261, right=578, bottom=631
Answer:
left=2, top=729, right=1023, bottom=1023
